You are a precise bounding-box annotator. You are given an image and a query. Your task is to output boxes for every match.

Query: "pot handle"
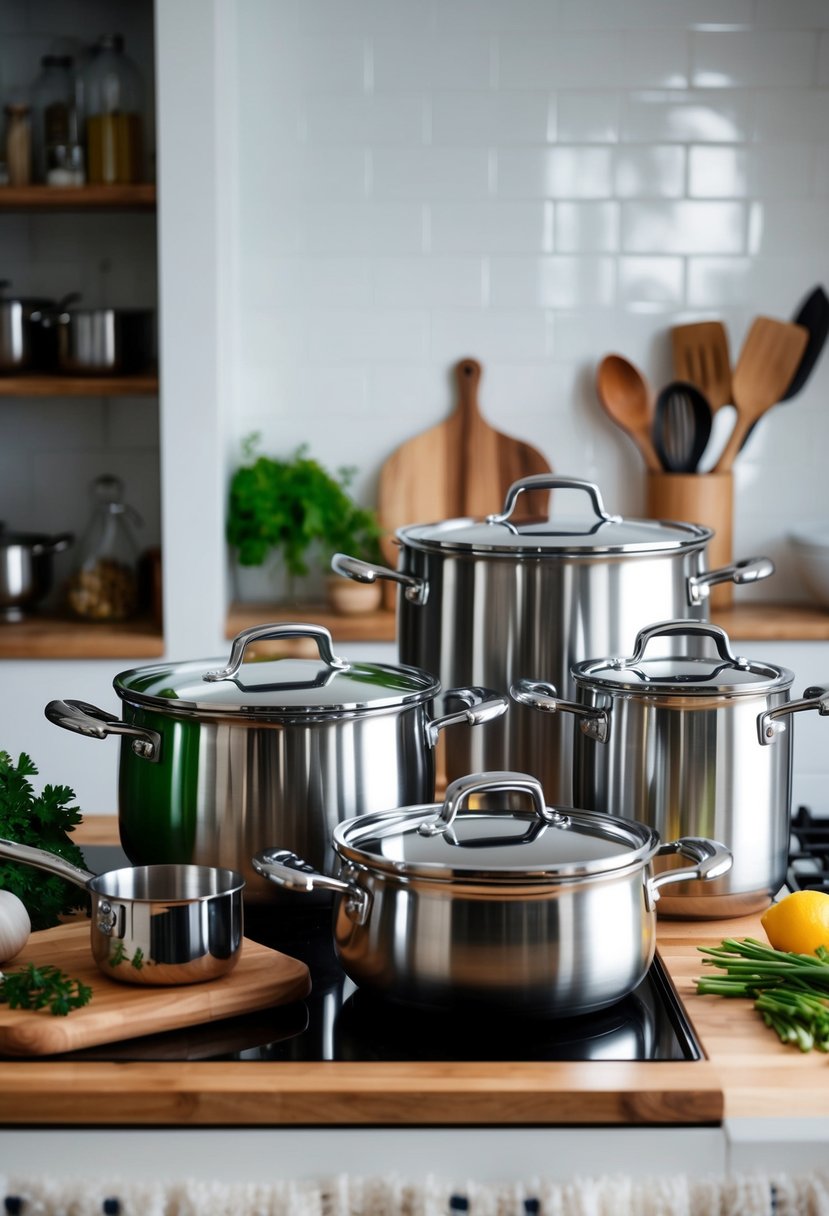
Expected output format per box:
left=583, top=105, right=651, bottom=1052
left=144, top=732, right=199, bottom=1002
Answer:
left=331, top=552, right=428, bottom=606
left=687, top=556, right=774, bottom=606
left=0, top=836, right=96, bottom=889
left=251, top=848, right=370, bottom=925
left=30, top=532, right=74, bottom=557
left=426, top=686, right=509, bottom=746
left=646, top=837, right=733, bottom=910
left=621, top=619, right=748, bottom=668
left=510, top=679, right=609, bottom=744
left=44, top=699, right=162, bottom=763
left=418, top=771, right=569, bottom=837
left=758, top=685, right=829, bottom=745
left=486, top=476, right=621, bottom=527
left=203, top=622, right=350, bottom=682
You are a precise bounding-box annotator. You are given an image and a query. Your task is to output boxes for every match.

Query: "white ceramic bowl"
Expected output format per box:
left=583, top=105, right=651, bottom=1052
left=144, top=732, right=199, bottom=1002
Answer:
left=788, top=522, right=829, bottom=606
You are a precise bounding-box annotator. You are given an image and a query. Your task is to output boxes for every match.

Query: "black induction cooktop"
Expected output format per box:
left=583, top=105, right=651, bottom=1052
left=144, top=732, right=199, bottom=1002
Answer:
left=31, top=845, right=703, bottom=1065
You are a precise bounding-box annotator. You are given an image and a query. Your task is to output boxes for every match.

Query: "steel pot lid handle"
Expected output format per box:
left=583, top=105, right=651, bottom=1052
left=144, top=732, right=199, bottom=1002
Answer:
left=44, top=699, right=162, bottom=762
left=418, top=771, right=568, bottom=838
left=486, top=476, right=622, bottom=527
left=252, top=848, right=370, bottom=924
left=331, top=552, right=428, bottom=605
left=620, top=619, right=749, bottom=669
left=30, top=532, right=74, bottom=557
left=0, top=836, right=97, bottom=888
left=510, top=679, right=609, bottom=744
left=426, top=686, right=509, bottom=745
left=758, top=685, right=829, bottom=745
left=203, top=622, right=350, bottom=683
left=688, top=555, right=774, bottom=605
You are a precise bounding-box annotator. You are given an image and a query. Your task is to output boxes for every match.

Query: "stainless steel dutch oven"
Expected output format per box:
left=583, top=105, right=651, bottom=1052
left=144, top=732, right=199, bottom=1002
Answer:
left=513, top=620, right=829, bottom=919
left=0, top=281, right=56, bottom=372
left=44, top=623, right=508, bottom=904
left=252, top=771, right=731, bottom=1017
left=37, top=293, right=156, bottom=375
left=0, top=525, right=73, bottom=621
left=332, top=475, right=774, bottom=804
left=0, top=838, right=244, bottom=985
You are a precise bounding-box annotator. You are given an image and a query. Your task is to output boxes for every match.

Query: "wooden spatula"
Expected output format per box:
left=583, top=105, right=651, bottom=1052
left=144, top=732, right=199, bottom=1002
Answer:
left=671, top=321, right=732, bottom=412
left=376, top=358, right=553, bottom=597
left=713, top=317, right=809, bottom=473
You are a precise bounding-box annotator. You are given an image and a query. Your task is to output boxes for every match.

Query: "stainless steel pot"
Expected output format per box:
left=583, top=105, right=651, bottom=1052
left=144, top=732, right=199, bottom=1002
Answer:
left=513, top=620, right=829, bottom=918
left=252, top=771, right=731, bottom=1016
left=0, top=282, right=56, bottom=371
left=0, top=525, right=74, bottom=621
left=44, top=623, right=508, bottom=904
left=0, top=837, right=244, bottom=985
left=332, top=475, right=774, bottom=804
left=39, top=295, right=155, bottom=375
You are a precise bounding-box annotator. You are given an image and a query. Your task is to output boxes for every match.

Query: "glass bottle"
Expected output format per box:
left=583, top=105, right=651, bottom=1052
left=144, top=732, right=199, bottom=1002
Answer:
left=81, top=34, right=144, bottom=185
left=31, top=54, right=84, bottom=185
left=4, top=103, right=32, bottom=186
left=66, top=475, right=142, bottom=621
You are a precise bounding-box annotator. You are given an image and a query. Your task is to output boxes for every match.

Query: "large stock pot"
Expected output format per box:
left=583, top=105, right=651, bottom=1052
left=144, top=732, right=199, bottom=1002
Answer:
left=253, top=771, right=731, bottom=1016
left=332, top=475, right=774, bottom=804
left=513, top=620, right=829, bottom=918
left=44, top=623, right=507, bottom=904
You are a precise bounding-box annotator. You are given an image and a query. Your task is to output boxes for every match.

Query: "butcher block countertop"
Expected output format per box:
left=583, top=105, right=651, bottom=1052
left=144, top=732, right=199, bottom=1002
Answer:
left=0, top=819, right=824, bottom=1128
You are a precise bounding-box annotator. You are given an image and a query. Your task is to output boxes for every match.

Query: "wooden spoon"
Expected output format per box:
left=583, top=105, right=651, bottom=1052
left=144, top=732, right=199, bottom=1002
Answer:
left=670, top=321, right=732, bottom=412
left=595, top=354, right=661, bottom=472
left=713, top=317, right=809, bottom=473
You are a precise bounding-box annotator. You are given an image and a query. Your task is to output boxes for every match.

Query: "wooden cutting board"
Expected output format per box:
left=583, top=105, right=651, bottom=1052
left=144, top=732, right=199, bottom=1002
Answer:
left=0, top=922, right=311, bottom=1057
left=376, top=358, right=553, bottom=601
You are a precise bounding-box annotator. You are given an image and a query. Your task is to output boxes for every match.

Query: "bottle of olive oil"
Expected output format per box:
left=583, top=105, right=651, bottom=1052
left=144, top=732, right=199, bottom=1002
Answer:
left=81, top=34, right=144, bottom=184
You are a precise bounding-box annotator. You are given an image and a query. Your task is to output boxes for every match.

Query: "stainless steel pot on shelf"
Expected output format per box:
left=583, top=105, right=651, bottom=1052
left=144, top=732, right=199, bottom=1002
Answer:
left=513, top=620, right=829, bottom=918
left=0, top=525, right=73, bottom=621
left=37, top=294, right=156, bottom=375
left=253, top=771, right=731, bottom=1016
left=44, top=622, right=508, bottom=904
left=332, top=475, right=774, bottom=805
left=0, top=281, right=55, bottom=371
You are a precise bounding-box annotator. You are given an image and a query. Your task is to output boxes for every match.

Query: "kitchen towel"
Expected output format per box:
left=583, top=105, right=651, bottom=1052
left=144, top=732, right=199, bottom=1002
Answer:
left=1, top=1170, right=828, bottom=1215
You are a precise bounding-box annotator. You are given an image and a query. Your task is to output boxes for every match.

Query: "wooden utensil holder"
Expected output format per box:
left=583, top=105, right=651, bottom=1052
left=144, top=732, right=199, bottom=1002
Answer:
left=645, top=471, right=734, bottom=608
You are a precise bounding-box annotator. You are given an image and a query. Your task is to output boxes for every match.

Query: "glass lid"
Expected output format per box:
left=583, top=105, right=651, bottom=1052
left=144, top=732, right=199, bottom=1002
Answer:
left=114, top=623, right=439, bottom=716
left=335, top=772, right=658, bottom=881
left=400, top=476, right=709, bottom=556
left=572, top=620, right=793, bottom=696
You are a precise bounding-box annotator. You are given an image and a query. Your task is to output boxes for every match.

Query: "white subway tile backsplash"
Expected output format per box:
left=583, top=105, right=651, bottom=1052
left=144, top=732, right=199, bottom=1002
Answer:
left=373, top=256, right=484, bottom=306
left=431, top=91, right=552, bottom=145
left=752, top=90, right=829, bottom=143
left=254, top=147, right=367, bottom=200
left=434, top=0, right=562, bottom=33
left=373, top=148, right=490, bottom=199
left=555, top=202, right=620, bottom=253
left=691, top=31, right=816, bottom=88
left=500, top=32, right=690, bottom=90
left=815, top=146, right=829, bottom=195
left=686, top=257, right=754, bottom=307
left=557, top=92, right=621, bottom=144
left=308, top=307, right=431, bottom=362
left=372, top=34, right=492, bottom=91
left=689, top=144, right=815, bottom=198
left=613, top=146, right=686, bottom=199
left=303, top=201, right=425, bottom=254
left=817, top=31, right=829, bottom=85
left=430, top=308, right=549, bottom=362
left=618, top=257, right=684, bottom=306
left=621, top=200, right=746, bottom=254
left=240, top=257, right=373, bottom=308
left=557, top=0, right=754, bottom=30
left=497, top=147, right=613, bottom=198
left=748, top=199, right=829, bottom=255
left=238, top=32, right=366, bottom=93
left=623, top=90, right=754, bottom=142
left=489, top=255, right=615, bottom=309
left=755, top=0, right=829, bottom=29
left=430, top=201, right=549, bottom=253
left=305, top=94, right=425, bottom=146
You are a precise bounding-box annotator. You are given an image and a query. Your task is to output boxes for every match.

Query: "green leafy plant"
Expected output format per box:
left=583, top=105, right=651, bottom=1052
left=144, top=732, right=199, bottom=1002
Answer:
left=226, top=434, right=384, bottom=577
left=0, top=752, right=89, bottom=931
left=0, top=963, right=92, bottom=1017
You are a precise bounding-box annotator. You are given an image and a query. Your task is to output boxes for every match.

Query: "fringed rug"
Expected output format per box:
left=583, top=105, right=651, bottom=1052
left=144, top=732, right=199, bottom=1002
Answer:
left=1, top=1171, right=828, bottom=1215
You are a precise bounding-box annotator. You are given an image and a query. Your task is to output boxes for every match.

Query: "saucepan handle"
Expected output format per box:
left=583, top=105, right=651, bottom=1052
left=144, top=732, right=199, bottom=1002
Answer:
left=251, top=849, right=370, bottom=925
left=758, top=685, right=829, bottom=745
left=510, top=678, right=609, bottom=744
left=331, top=552, right=428, bottom=605
left=426, top=686, right=508, bottom=746
left=687, top=556, right=774, bottom=606
left=646, top=837, right=732, bottom=911
left=44, top=699, right=162, bottom=763
left=0, top=836, right=96, bottom=888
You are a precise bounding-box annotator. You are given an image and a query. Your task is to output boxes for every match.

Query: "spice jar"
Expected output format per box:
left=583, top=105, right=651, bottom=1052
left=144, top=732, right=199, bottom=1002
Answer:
left=31, top=53, right=84, bottom=185
left=4, top=103, right=32, bottom=186
left=66, top=475, right=142, bottom=621
left=81, top=34, right=144, bottom=184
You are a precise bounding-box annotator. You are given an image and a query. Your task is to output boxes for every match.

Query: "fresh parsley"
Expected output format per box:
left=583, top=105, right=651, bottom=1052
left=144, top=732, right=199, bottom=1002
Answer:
left=0, top=751, right=89, bottom=930
left=0, top=963, right=92, bottom=1017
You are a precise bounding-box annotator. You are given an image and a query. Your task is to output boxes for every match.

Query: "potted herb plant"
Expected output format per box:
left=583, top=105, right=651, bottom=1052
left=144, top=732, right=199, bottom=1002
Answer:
left=226, top=434, right=385, bottom=613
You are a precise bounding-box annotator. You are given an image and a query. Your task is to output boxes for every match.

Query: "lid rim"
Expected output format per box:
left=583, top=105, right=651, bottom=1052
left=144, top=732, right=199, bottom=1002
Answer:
left=397, top=516, right=712, bottom=557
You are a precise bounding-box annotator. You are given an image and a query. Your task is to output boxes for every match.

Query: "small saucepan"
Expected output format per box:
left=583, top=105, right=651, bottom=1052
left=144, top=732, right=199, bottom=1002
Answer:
left=0, top=838, right=244, bottom=986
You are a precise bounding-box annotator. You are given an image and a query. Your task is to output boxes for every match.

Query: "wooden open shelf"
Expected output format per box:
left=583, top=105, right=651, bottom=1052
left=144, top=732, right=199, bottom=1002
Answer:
left=0, top=372, right=158, bottom=397
left=0, top=613, right=164, bottom=659
left=0, top=184, right=156, bottom=210
left=711, top=601, right=829, bottom=642
left=226, top=600, right=396, bottom=644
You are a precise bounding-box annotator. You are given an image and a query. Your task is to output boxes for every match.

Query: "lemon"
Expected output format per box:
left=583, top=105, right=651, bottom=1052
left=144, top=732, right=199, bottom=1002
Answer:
left=760, top=890, right=829, bottom=955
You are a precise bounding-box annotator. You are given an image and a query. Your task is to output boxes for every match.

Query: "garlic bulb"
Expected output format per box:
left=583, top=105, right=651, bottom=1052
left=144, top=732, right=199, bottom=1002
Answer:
left=0, top=890, right=31, bottom=962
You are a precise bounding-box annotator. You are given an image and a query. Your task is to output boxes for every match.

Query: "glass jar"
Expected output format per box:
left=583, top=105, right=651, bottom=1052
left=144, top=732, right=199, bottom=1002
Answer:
left=66, top=475, right=142, bottom=621
left=4, top=103, right=32, bottom=186
left=31, top=53, right=84, bottom=185
left=81, top=34, right=144, bottom=184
